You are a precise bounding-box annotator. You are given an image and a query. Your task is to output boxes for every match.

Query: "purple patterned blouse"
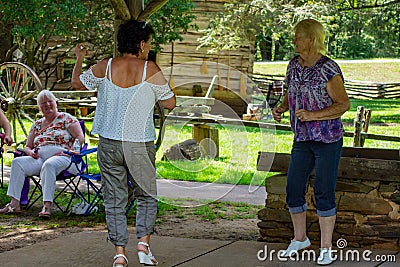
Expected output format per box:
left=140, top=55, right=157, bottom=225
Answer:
left=285, top=55, right=345, bottom=143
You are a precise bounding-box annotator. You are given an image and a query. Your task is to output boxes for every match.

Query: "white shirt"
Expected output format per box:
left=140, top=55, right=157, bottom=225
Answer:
left=80, top=59, right=174, bottom=142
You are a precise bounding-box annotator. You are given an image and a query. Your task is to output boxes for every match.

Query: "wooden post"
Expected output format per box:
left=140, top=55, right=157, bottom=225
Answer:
left=217, top=54, right=222, bottom=91
left=360, top=109, right=372, bottom=147
left=239, top=55, right=246, bottom=98
left=226, top=49, right=231, bottom=91
left=377, top=84, right=385, bottom=99
left=192, top=124, right=219, bottom=158
left=353, top=106, right=364, bottom=147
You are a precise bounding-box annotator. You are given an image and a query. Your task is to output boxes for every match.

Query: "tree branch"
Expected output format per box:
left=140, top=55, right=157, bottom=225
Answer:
left=108, top=0, right=131, bottom=20
left=138, top=0, right=169, bottom=20
left=4, top=44, right=18, bottom=62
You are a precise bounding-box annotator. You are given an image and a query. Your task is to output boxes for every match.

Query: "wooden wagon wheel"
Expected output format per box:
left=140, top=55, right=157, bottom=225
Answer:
left=0, top=62, right=42, bottom=144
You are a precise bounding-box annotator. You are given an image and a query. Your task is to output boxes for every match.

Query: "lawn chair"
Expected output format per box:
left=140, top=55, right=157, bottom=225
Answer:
left=75, top=101, right=165, bottom=216
left=78, top=172, right=137, bottom=216
left=15, top=120, right=97, bottom=213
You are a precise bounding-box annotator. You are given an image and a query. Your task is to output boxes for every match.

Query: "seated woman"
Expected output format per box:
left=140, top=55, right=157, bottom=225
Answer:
left=0, top=90, right=84, bottom=217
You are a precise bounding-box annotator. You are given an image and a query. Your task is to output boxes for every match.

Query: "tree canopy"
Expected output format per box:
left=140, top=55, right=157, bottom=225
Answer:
left=198, top=0, right=400, bottom=60
left=0, top=0, right=197, bottom=88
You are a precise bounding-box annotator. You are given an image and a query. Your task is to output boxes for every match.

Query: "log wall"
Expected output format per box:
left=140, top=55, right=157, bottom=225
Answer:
left=158, top=0, right=255, bottom=114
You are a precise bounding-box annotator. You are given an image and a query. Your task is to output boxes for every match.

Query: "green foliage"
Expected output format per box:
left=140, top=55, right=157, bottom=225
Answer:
left=198, top=0, right=332, bottom=54
left=1, top=0, right=197, bottom=87
left=147, top=0, right=198, bottom=52
left=1, top=0, right=87, bottom=39
left=328, top=5, right=400, bottom=59
left=199, top=0, right=400, bottom=60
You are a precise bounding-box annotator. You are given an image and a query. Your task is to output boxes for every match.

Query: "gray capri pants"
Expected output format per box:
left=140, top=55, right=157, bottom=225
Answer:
left=97, top=136, right=157, bottom=247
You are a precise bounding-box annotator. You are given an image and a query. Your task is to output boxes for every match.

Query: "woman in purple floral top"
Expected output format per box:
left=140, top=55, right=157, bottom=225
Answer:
left=272, top=19, right=350, bottom=265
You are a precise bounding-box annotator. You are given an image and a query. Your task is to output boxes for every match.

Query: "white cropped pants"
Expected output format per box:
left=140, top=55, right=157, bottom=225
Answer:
left=7, top=146, right=80, bottom=203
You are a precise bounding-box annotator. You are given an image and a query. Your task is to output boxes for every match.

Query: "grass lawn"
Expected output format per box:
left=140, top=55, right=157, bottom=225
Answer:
left=253, top=60, right=400, bottom=82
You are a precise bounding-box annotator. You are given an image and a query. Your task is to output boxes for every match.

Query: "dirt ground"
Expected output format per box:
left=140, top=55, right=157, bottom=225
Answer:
left=0, top=201, right=262, bottom=253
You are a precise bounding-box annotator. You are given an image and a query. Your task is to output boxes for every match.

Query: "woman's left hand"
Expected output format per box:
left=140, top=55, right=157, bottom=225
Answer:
left=54, top=151, right=69, bottom=157
left=295, top=109, right=313, bottom=122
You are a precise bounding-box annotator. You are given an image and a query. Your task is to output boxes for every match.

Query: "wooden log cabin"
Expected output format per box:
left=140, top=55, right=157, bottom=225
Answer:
left=157, top=0, right=255, bottom=116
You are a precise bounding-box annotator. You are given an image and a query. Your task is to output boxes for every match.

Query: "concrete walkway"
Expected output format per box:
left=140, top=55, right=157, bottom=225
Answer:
left=0, top=166, right=398, bottom=266
left=0, top=231, right=398, bottom=266
left=1, top=165, right=267, bottom=206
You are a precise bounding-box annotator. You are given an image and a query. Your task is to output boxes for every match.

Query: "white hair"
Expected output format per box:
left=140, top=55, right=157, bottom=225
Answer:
left=37, top=90, right=57, bottom=105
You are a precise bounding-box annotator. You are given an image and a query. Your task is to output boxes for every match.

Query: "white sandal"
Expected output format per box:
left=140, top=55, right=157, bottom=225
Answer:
left=113, top=254, right=128, bottom=267
left=137, top=241, right=158, bottom=266
left=0, top=203, right=21, bottom=214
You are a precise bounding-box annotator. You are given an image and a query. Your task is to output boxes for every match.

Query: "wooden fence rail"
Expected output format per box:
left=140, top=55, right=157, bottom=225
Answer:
left=54, top=90, right=399, bottom=147
left=166, top=114, right=400, bottom=146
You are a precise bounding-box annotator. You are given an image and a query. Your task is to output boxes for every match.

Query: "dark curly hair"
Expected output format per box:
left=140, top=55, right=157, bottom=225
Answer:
left=117, top=20, right=154, bottom=55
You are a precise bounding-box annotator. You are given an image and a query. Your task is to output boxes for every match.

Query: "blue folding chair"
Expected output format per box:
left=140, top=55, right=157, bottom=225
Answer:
left=78, top=171, right=136, bottom=216
left=78, top=101, right=165, bottom=216
left=78, top=172, right=102, bottom=216
left=14, top=120, right=98, bottom=213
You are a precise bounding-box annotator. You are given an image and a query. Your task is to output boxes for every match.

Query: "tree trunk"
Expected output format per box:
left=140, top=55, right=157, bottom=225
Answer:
left=110, top=0, right=170, bottom=56
left=0, top=20, right=13, bottom=62
left=126, top=0, right=143, bottom=20
left=109, top=0, right=131, bottom=20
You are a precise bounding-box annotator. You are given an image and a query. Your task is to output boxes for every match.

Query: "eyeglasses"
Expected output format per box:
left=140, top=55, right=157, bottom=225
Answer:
left=39, top=100, right=55, bottom=106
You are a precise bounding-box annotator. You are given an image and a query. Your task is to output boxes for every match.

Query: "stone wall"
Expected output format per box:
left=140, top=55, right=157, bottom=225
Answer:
left=257, top=148, right=400, bottom=250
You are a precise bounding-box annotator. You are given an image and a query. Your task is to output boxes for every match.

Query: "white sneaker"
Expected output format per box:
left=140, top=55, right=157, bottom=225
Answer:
left=317, top=248, right=334, bottom=265
left=278, top=237, right=311, bottom=257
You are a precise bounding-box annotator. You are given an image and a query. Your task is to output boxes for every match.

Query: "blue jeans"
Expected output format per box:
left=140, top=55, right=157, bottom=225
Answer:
left=286, top=138, right=343, bottom=217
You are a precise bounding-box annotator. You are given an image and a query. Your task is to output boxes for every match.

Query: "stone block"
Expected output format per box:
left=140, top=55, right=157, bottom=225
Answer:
left=338, top=195, right=393, bottom=215
left=307, top=221, right=320, bottom=232
left=265, top=199, right=286, bottom=209
left=379, top=183, right=398, bottom=193
left=390, top=191, right=400, bottom=205
left=265, top=174, right=287, bottom=195
left=335, top=179, right=374, bottom=193
left=257, top=220, right=291, bottom=230
left=258, top=228, right=293, bottom=240
left=335, top=212, right=357, bottom=224
left=365, top=215, right=392, bottom=225
left=335, top=223, right=357, bottom=236
left=162, top=139, right=202, bottom=161
left=257, top=208, right=291, bottom=223
left=370, top=225, right=400, bottom=238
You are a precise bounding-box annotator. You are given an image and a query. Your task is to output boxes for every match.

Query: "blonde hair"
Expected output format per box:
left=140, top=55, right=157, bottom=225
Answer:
left=37, top=90, right=57, bottom=105
left=294, top=19, right=326, bottom=55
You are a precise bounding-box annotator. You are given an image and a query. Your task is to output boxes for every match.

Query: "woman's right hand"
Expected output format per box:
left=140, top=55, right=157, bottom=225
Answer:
left=26, top=147, right=39, bottom=159
left=272, top=106, right=285, bottom=122
left=31, top=152, right=39, bottom=159
left=74, top=43, right=88, bottom=59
